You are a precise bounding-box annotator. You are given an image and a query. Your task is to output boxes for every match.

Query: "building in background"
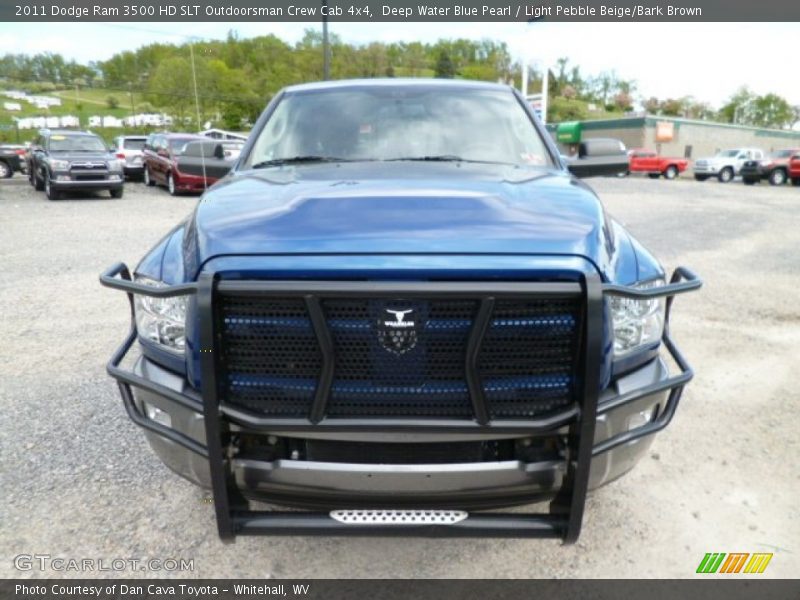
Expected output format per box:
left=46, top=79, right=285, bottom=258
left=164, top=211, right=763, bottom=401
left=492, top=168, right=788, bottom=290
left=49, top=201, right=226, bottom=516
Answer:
left=548, top=115, right=800, bottom=158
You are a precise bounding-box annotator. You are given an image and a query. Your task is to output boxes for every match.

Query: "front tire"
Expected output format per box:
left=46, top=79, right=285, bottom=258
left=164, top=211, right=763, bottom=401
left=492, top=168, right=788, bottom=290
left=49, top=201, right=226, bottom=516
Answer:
left=664, top=165, right=678, bottom=180
left=110, top=187, right=124, bottom=199
left=0, top=160, right=11, bottom=179
left=769, top=169, right=787, bottom=186
left=34, top=168, right=45, bottom=191
left=718, top=167, right=734, bottom=183
left=742, top=177, right=757, bottom=185
left=167, top=172, right=178, bottom=196
left=144, top=167, right=155, bottom=187
left=44, top=172, right=60, bottom=200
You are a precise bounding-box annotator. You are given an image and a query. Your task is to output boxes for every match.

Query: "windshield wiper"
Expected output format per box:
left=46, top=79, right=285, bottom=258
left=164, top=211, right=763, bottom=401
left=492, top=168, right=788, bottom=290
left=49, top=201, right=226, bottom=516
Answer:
left=385, top=155, right=512, bottom=165
left=251, top=155, right=356, bottom=169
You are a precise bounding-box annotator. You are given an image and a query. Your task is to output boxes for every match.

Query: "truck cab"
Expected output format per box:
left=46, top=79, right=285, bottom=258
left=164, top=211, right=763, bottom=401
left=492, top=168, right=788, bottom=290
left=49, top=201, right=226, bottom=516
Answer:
left=693, top=147, right=764, bottom=183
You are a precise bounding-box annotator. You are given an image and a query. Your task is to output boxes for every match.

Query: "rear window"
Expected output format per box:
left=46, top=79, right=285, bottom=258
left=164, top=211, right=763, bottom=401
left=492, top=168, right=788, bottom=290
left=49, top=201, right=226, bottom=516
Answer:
left=122, top=139, right=146, bottom=150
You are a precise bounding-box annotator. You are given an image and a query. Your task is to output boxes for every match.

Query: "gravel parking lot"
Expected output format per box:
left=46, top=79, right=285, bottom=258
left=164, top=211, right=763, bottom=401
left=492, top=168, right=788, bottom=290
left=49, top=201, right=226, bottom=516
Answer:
left=1, top=173, right=798, bottom=578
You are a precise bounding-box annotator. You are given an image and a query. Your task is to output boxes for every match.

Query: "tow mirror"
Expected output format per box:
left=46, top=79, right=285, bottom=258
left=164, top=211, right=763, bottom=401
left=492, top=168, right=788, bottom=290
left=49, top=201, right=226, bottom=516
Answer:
left=567, top=138, right=629, bottom=178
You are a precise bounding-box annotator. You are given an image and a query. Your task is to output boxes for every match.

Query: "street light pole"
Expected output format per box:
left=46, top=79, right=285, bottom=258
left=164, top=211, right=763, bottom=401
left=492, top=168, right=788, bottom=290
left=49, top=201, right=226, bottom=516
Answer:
left=322, top=0, right=331, bottom=80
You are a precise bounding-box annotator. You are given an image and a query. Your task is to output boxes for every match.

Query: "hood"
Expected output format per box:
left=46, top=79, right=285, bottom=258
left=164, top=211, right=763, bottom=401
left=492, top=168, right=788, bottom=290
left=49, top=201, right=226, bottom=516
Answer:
left=184, top=162, right=615, bottom=277
left=53, top=151, right=115, bottom=163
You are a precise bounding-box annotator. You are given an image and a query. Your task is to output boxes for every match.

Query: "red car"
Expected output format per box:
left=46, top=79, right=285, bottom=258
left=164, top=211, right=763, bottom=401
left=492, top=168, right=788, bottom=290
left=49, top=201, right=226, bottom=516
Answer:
left=627, top=148, right=690, bottom=180
left=790, top=152, right=800, bottom=186
left=142, top=132, right=209, bottom=195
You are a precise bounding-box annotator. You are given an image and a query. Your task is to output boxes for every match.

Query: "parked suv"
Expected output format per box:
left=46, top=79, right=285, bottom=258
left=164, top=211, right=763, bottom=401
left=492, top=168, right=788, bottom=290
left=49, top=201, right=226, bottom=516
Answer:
left=693, top=148, right=764, bottom=183
left=142, top=132, right=206, bottom=195
left=27, top=130, right=124, bottom=200
left=740, top=148, right=799, bottom=186
left=0, top=144, right=28, bottom=178
left=111, top=135, right=148, bottom=180
left=101, top=79, right=700, bottom=543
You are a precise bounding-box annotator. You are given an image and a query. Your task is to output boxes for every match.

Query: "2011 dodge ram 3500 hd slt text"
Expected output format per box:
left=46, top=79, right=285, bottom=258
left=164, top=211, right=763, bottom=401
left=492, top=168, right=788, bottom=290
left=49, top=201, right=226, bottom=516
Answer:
left=101, top=79, right=701, bottom=543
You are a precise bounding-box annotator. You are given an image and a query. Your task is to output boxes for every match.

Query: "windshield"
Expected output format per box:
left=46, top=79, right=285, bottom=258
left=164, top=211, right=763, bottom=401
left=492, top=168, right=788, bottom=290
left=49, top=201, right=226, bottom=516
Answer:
left=49, top=135, right=106, bottom=152
left=716, top=150, right=740, bottom=157
left=244, top=87, right=552, bottom=168
left=122, top=139, right=146, bottom=150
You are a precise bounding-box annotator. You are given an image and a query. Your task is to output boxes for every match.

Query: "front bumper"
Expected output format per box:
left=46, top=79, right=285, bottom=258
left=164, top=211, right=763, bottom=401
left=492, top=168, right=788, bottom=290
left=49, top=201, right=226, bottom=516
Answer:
left=692, top=164, right=720, bottom=175
left=51, top=172, right=123, bottom=191
left=101, top=264, right=701, bottom=541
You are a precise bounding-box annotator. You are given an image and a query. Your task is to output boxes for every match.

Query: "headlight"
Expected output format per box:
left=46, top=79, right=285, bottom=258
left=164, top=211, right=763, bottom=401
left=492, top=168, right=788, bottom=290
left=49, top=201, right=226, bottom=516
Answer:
left=50, top=159, right=70, bottom=170
left=610, top=279, right=665, bottom=357
left=134, top=275, right=187, bottom=353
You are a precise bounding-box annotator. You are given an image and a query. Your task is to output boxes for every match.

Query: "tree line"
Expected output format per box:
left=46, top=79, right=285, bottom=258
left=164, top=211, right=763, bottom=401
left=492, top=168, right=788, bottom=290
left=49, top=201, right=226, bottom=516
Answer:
left=1, top=35, right=797, bottom=130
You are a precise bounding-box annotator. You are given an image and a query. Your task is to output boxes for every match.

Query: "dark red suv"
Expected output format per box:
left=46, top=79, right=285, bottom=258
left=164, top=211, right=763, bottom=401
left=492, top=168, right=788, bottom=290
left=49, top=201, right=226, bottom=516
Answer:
left=142, top=132, right=207, bottom=195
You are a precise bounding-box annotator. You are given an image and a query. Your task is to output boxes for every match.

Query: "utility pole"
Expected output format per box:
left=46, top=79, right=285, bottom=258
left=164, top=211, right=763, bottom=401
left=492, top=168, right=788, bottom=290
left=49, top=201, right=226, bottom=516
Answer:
left=322, top=0, right=331, bottom=80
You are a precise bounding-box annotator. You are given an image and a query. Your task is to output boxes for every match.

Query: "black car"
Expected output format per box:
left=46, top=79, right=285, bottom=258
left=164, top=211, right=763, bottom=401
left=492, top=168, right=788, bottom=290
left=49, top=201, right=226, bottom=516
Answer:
left=27, top=129, right=124, bottom=200
left=0, top=144, right=27, bottom=178
left=740, top=148, right=800, bottom=186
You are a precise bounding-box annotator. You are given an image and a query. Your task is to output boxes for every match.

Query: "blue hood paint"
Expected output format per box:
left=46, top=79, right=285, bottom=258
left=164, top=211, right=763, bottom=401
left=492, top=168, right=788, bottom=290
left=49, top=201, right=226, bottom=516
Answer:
left=177, top=162, right=623, bottom=281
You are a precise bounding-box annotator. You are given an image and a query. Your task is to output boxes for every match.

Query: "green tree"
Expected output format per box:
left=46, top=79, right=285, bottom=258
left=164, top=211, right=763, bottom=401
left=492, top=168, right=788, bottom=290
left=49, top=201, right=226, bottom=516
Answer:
left=106, top=95, right=119, bottom=109
left=434, top=51, right=455, bottom=78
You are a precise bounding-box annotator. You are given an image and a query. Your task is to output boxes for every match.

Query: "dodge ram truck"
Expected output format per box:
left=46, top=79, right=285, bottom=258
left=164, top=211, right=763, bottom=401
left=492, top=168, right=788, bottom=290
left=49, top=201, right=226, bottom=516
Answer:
left=101, top=79, right=701, bottom=543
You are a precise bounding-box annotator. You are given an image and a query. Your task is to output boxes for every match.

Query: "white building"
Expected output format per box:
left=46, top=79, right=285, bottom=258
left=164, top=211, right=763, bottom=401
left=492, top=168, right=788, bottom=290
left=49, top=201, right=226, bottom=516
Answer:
left=3, top=102, right=22, bottom=111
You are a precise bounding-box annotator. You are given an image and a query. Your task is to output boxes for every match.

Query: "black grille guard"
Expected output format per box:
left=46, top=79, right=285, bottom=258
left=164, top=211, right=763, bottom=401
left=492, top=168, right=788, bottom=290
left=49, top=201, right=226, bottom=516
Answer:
left=100, top=263, right=701, bottom=543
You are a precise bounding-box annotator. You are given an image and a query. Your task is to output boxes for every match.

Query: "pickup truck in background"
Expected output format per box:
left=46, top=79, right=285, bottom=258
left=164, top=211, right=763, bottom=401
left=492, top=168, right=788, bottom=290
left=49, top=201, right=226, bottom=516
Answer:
left=693, top=147, right=765, bottom=183
left=627, top=148, right=689, bottom=180
left=0, top=144, right=28, bottom=178
left=740, top=148, right=800, bottom=186
left=174, top=140, right=241, bottom=188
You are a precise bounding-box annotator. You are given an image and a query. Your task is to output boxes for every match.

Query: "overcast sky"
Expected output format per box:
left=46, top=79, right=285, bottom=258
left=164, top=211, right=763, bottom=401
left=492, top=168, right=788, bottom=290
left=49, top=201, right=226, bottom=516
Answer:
left=0, top=22, right=796, bottom=109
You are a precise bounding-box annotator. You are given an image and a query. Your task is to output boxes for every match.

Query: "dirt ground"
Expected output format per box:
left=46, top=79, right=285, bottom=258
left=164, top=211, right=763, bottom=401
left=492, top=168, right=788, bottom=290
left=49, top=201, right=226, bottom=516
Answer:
left=1, top=173, right=797, bottom=578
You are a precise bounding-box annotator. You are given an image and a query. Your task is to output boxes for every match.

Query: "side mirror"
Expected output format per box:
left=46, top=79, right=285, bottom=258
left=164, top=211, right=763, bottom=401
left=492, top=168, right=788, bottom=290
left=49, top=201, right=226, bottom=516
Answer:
left=567, top=138, right=629, bottom=178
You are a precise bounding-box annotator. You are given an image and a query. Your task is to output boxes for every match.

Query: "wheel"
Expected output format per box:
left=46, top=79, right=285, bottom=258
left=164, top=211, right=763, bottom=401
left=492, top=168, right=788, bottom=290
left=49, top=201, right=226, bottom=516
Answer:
left=742, top=177, right=757, bottom=185
left=110, top=187, right=124, bottom=199
left=768, top=169, right=787, bottom=186
left=143, top=167, right=154, bottom=186
left=791, top=177, right=800, bottom=187
left=694, top=174, right=708, bottom=182
left=167, top=172, right=178, bottom=196
left=648, top=173, right=661, bottom=179
left=664, top=165, right=678, bottom=180
left=44, top=172, right=60, bottom=200
left=718, top=167, right=734, bottom=183
left=34, top=168, right=44, bottom=191
left=0, top=160, right=11, bottom=179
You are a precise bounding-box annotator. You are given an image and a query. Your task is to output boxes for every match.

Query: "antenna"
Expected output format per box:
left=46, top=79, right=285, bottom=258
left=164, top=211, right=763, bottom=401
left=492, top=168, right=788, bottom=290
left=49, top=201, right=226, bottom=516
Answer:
left=189, top=40, right=208, bottom=191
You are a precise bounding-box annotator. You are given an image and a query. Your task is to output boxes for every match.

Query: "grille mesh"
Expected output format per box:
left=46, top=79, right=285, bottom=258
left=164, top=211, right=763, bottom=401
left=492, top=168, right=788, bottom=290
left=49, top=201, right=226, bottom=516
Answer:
left=218, top=291, right=582, bottom=420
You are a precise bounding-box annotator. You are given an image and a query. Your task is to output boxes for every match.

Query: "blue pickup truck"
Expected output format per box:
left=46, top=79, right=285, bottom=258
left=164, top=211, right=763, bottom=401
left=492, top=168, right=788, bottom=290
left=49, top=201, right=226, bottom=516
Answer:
left=101, top=79, right=700, bottom=543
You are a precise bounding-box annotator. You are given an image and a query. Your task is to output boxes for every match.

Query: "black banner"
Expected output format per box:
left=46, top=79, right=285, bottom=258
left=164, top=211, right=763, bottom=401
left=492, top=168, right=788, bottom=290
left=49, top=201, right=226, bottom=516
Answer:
left=3, top=0, right=800, bottom=22
left=2, top=580, right=800, bottom=600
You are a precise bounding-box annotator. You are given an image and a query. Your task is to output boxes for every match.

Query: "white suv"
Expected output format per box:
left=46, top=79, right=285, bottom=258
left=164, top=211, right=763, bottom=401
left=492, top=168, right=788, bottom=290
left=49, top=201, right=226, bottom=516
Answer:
left=693, top=148, right=765, bottom=183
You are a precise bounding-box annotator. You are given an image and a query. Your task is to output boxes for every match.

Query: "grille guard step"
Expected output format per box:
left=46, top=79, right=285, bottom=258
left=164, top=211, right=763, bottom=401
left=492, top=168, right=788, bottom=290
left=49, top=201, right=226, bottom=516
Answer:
left=100, top=262, right=701, bottom=542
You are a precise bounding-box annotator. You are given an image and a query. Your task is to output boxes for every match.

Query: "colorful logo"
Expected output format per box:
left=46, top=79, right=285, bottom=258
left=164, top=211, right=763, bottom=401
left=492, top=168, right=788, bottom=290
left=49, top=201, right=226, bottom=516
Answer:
left=696, top=552, right=773, bottom=574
